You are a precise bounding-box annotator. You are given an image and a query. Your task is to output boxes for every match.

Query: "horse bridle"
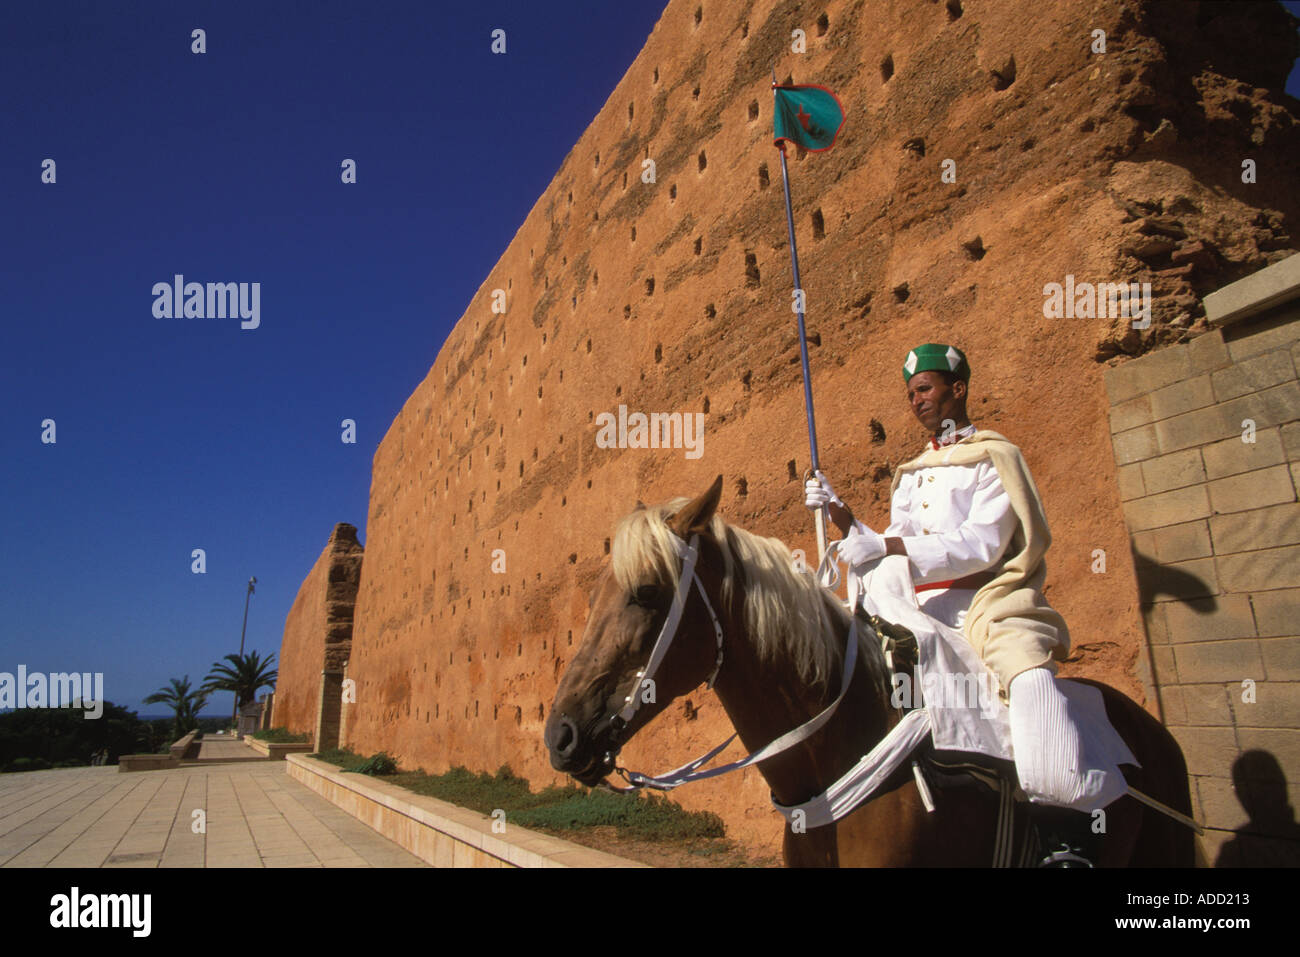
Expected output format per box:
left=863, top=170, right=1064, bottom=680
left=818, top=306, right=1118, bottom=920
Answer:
left=590, top=530, right=860, bottom=793
left=597, top=532, right=725, bottom=783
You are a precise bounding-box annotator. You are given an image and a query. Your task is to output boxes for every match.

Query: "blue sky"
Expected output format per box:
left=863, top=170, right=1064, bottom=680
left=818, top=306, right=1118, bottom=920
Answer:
left=0, top=0, right=670, bottom=716
left=2, top=3, right=1298, bottom=720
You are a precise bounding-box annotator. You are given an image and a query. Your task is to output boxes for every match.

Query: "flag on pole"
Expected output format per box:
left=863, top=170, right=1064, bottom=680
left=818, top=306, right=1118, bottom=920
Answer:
left=772, top=85, right=845, bottom=152
left=770, top=76, right=844, bottom=564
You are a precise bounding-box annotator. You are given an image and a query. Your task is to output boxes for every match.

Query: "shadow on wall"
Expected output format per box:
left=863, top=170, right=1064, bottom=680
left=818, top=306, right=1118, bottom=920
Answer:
left=1131, top=549, right=1216, bottom=607
left=1216, top=751, right=1300, bottom=867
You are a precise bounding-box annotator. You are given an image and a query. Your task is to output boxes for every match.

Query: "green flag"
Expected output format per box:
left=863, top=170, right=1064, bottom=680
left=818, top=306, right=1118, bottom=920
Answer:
left=773, top=84, right=845, bottom=152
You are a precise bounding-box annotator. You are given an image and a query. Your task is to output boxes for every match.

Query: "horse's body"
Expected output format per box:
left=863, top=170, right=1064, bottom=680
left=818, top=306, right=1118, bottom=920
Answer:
left=545, top=477, right=1195, bottom=866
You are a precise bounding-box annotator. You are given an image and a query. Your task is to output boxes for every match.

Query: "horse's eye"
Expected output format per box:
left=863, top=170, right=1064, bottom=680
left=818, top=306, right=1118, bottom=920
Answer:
left=633, top=584, right=661, bottom=606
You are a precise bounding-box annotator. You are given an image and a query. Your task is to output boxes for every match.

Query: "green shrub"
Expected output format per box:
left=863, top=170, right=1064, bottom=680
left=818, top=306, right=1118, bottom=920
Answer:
left=309, top=747, right=361, bottom=766
left=251, top=727, right=309, bottom=743
left=344, top=752, right=398, bottom=776
left=3, top=757, right=53, bottom=773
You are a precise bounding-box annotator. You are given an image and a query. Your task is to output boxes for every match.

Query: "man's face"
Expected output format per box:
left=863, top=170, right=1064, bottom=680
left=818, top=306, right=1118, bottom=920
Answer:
left=905, top=371, right=967, bottom=433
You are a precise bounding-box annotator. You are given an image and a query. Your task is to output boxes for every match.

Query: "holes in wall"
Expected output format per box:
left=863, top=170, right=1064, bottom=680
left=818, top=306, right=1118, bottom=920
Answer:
left=946, top=0, right=963, bottom=19
left=694, top=5, right=702, bottom=26
left=880, top=54, right=895, bottom=83
left=631, top=225, right=637, bottom=242
left=893, top=283, right=911, bottom=303
left=624, top=304, right=632, bottom=319
left=962, top=236, right=986, bottom=260
left=758, top=163, right=769, bottom=189
left=742, top=370, right=753, bottom=392
left=705, top=303, right=716, bottom=319
left=654, top=344, right=662, bottom=363
left=645, top=278, right=655, bottom=296
left=744, top=252, right=760, bottom=287
left=991, top=56, right=1016, bottom=91
left=692, top=85, right=700, bottom=100
left=903, top=137, right=925, bottom=157
left=669, top=184, right=677, bottom=200
left=653, top=66, right=659, bottom=83
left=702, top=396, right=710, bottom=414
left=812, top=208, right=825, bottom=240
left=816, top=13, right=829, bottom=35
left=698, top=150, right=706, bottom=172
left=694, top=237, right=702, bottom=255
left=604, top=538, right=611, bottom=554
left=748, top=100, right=759, bottom=121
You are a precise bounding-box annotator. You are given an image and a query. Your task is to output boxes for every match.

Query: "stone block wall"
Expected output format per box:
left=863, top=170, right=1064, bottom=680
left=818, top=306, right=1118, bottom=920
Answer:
left=1106, top=254, right=1300, bottom=866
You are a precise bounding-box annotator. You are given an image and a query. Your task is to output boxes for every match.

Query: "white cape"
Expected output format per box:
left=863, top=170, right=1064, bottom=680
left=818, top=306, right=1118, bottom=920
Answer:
left=852, top=556, right=1139, bottom=796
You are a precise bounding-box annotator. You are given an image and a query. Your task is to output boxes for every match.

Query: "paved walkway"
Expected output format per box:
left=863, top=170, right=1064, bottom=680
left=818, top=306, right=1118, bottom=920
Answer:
left=0, top=742, right=426, bottom=868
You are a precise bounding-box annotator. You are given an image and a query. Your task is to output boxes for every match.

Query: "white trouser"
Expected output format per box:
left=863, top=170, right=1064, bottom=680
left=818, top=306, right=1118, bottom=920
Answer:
left=1008, top=667, right=1112, bottom=811
left=916, top=585, right=976, bottom=631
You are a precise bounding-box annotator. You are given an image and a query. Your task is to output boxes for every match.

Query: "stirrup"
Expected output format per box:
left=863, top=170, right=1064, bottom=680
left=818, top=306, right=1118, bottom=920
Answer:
left=1038, top=847, right=1093, bottom=868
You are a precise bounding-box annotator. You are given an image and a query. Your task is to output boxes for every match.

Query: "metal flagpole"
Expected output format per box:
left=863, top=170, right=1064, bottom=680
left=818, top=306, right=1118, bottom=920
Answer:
left=772, top=71, right=828, bottom=563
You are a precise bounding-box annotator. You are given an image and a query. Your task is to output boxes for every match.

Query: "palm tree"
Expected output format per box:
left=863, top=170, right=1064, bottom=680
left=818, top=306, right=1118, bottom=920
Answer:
left=142, top=676, right=208, bottom=744
left=202, top=651, right=277, bottom=720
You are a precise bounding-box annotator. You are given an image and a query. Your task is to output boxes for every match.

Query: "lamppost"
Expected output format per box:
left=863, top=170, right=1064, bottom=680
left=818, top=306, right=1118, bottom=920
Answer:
left=232, top=576, right=256, bottom=730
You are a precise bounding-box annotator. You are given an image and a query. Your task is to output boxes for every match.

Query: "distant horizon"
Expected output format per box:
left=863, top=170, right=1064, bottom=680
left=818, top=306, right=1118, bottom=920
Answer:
left=0, top=708, right=256, bottom=721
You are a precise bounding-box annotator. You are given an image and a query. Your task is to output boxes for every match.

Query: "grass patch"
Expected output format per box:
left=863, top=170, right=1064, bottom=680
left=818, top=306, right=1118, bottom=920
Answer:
left=251, top=727, right=310, bottom=743
left=308, top=747, right=362, bottom=767
left=344, top=752, right=398, bottom=776
left=305, top=752, right=724, bottom=842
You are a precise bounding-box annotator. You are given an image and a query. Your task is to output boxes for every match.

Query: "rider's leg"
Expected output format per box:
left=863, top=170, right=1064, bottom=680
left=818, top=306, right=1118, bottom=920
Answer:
left=1008, top=667, right=1106, bottom=866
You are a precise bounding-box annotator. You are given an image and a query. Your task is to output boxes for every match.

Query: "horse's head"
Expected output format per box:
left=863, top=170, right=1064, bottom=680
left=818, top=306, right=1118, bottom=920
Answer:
left=545, top=475, right=731, bottom=787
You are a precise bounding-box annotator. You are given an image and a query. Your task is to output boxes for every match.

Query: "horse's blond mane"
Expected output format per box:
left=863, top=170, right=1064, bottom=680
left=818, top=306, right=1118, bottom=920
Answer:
left=611, top=498, right=854, bottom=690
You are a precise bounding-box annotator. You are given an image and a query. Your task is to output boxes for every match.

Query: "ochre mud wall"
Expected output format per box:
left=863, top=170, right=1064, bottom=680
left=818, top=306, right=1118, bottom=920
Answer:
left=276, top=524, right=363, bottom=742
left=337, top=0, right=1299, bottom=854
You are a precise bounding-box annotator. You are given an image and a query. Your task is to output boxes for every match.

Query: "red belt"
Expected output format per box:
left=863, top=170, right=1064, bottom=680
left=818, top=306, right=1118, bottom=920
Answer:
left=915, top=570, right=996, bottom=593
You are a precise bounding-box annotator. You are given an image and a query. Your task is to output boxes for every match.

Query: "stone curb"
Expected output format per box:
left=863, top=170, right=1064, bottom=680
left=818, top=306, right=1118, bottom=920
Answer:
left=286, top=754, right=648, bottom=868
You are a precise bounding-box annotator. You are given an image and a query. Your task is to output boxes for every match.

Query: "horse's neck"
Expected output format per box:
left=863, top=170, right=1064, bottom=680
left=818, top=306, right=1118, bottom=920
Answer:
left=711, top=604, right=894, bottom=808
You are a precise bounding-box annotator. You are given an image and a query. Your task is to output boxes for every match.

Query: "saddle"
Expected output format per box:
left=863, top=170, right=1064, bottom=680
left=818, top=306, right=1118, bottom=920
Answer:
left=855, top=605, right=1043, bottom=867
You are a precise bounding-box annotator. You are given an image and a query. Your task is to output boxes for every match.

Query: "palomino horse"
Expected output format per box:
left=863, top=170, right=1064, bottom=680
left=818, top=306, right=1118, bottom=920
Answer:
left=545, top=476, right=1195, bottom=866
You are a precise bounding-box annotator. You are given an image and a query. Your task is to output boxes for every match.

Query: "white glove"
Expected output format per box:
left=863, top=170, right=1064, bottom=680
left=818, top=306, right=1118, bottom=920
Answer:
left=839, top=524, right=886, bottom=567
left=804, top=470, right=843, bottom=511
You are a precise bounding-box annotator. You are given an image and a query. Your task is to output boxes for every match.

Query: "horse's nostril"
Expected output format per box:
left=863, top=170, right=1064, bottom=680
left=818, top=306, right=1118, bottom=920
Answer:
left=554, top=717, right=578, bottom=757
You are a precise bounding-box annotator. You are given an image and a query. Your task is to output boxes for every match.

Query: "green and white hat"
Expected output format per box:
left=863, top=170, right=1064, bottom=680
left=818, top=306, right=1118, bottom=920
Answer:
left=903, top=343, right=970, bottom=382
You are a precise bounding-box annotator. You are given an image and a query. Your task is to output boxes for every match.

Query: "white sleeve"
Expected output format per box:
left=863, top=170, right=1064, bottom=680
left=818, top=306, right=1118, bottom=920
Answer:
left=898, top=463, right=1019, bottom=583
left=882, top=479, right=910, bottom=537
